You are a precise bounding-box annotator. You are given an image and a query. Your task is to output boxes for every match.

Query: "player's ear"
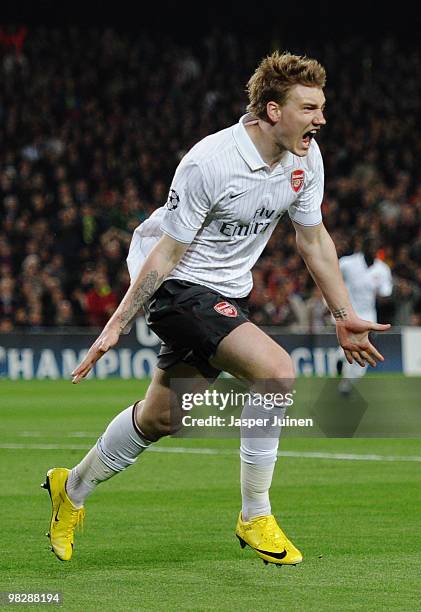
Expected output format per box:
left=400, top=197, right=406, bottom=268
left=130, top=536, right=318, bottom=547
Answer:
left=266, top=101, right=281, bottom=123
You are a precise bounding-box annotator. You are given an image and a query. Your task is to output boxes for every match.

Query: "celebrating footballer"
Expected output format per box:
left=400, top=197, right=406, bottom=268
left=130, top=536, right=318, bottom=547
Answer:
left=43, top=51, right=390, bottom=566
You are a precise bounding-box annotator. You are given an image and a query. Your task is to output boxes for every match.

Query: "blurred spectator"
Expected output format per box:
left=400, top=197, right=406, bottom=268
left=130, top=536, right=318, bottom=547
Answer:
left=54, top=299, right=76, bottom=327
left=306, top=287, right=333, bottom=333
left=85, top=272, right=118, bottom=327
left=0, top=318, right=14, bottom=332
left=391, top=278, right=421, bottom=326
left=266, top=284, right=307, bottom=330
left=0, top=276, right=17, bottom=319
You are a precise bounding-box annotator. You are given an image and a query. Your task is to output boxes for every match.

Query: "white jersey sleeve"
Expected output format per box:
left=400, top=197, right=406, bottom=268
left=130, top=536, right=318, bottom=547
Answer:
left=160, top=157, right=212, bottom=244
left=288, top=141, right=324, bottom=227
left=377, top=263, right=393, bottom=297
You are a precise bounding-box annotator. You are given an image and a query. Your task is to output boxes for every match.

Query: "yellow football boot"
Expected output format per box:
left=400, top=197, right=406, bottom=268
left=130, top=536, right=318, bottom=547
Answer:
left=235, top=512, right=303, bottom=566
left=41, top=468, right=85, bottom=561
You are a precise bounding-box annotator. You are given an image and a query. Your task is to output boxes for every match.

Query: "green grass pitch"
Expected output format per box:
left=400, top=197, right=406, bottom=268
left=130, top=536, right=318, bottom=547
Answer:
left=1, top=377, right=420, bottom=611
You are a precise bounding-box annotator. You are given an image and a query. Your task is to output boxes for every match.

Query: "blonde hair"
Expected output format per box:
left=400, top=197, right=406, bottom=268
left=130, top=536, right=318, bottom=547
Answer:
left=246, top=51, right=326, bottom=120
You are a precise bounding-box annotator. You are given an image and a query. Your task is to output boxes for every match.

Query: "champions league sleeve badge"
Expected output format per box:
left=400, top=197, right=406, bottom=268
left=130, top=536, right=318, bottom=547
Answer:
left=166, top=189, right=180, bottom=210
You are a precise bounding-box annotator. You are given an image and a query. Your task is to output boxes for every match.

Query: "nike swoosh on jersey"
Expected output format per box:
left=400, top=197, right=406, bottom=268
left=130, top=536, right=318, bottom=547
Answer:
left=229, top=190, right=248, bottom=199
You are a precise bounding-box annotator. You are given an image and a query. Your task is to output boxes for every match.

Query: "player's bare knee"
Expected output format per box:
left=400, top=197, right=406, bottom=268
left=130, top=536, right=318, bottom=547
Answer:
left=135, top=401, right=169, bottom=441
left=155, top=410, right=183, bottom=437
left=280, top=357, right=296, bottom=392
left=137, top=412, right=168, bottom=441
left=254, top=356, right=295, bottom=395
left=137, top=401, right=183, bottom=439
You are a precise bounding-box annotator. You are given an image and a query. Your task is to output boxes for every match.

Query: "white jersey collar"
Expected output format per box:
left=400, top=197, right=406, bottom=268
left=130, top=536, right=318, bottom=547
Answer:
left=233, top=113, right=294, bottom=173
left=233, top=114, right=269, bottom=171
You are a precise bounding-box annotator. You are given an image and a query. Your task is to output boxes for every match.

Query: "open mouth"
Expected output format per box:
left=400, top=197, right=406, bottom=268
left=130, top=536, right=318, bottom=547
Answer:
left=302, top=129, right=318, bottom=146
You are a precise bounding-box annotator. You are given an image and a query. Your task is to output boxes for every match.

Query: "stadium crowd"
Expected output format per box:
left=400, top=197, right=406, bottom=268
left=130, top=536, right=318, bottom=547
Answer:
left=0, top=26, right=420, bottom=332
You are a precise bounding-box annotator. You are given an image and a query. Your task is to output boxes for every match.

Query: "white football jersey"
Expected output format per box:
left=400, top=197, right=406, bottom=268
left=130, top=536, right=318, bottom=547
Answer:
left=127, top=113, right=324, bottom=297
left=339, top=253, right=393, bottom=322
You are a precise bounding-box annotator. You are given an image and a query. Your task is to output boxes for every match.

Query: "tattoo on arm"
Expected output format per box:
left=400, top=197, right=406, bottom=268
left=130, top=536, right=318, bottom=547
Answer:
left=118, top=270, right=164, bottom=330
left=332, top=307, right=348, bottom=321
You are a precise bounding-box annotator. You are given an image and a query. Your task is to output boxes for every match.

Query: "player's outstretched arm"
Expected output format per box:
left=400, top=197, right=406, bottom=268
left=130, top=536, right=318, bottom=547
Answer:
left=71, top=234, right=189, bottom=383
left=293, top=222, right=391, bottom=366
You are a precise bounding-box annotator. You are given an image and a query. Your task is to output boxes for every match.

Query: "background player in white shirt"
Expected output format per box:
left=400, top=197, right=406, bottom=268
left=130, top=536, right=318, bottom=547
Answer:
left=338, top=237, right=393, bottom=393
left=43, top=52, right=390, bottom=566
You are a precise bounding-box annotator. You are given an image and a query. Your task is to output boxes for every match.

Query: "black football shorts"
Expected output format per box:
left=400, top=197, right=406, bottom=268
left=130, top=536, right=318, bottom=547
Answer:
left=144, top=279, right=250, bottom=381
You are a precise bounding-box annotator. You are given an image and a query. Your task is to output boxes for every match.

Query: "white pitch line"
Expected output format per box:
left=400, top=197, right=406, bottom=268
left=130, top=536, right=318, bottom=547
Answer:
left=1, top=442, right=421, bottom=463
left=277, top=450, right=421, bottom=462
left=0, top=443, right=93, bottom=450
left=18, top=431, right=98, bottom=438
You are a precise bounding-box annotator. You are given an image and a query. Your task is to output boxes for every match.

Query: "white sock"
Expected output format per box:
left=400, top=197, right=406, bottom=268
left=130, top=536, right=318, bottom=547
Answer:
left=343, top=359, right=368, bottom=380
left=240, top=462, right=275, bottom=521
left=240, top=393, right=285, bottom=521
left=66, top=403, right=151, bottom=507
left=66, top=446, right=115, bottom=508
